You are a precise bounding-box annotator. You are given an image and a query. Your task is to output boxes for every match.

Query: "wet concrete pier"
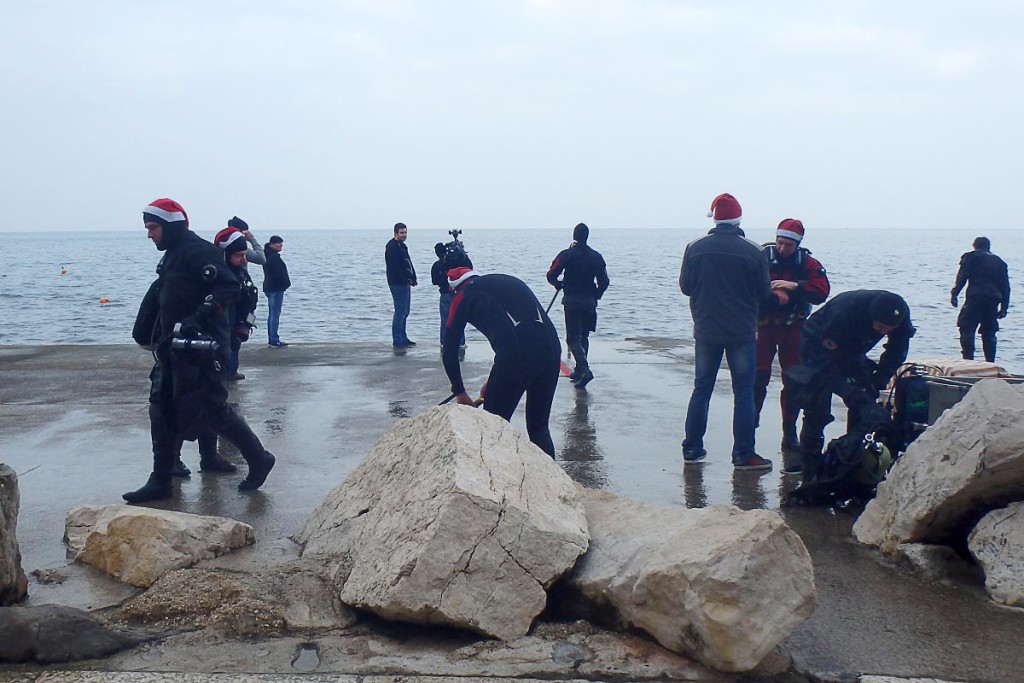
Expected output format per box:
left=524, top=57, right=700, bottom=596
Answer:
left=2, top=340, right=1024, bottom=682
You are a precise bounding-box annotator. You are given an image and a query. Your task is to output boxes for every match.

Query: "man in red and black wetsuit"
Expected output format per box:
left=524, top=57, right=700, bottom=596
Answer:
left=442, top=268, right=562, bottom=457
left=754, top=219, right=830, bottom=472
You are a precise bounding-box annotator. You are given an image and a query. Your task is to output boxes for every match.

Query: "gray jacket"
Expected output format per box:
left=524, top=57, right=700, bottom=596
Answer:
left=679, top=225, right=773, bottom=345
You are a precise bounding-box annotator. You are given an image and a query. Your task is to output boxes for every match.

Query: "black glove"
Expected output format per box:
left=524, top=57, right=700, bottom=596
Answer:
left=177, top=316, right=202, bottom=338
left=998, top=307, right=1008, bottom=319
left=871, top=369, right=891, bottom=391
left=950, top=293, right=958, bottom=308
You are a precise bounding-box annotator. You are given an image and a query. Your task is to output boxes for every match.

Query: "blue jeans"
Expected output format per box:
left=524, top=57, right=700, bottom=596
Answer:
left=683, top=339, right=757, bottom=462
left=266, top=290, right=284, bottom=344
left=390, top=285, right=411, bottom=345
left=439, top=292, right=464, bottom=346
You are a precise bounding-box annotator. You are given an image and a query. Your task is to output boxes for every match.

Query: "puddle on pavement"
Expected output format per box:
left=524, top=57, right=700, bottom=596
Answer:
left=388, top=400, right=411, bottom=418
left=291, top=642, right=321, bottom=672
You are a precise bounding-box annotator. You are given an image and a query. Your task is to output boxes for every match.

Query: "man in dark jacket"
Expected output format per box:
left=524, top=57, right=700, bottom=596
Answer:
left=788, top=290, right=914, bottom=479
left=679, top=193, right=777, bottom=471
left=951, top=236, right=1010, bottom=362
left=754, top=219, right=830, bottom=470
left=124, top=198, right=276, bottom=503
left=546, top=223, right=610, bottom=389
left=442, top=268, right=561, bottom=457
left=386, top=222, right=417, bottom=347
left=430, top=235, right=473, bottom=347
left=262, top=235, right=291, bottom=348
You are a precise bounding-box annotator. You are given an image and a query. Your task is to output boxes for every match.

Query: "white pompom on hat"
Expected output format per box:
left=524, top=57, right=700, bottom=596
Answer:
left=447, top=267, right=481, bottom=290
left=707, top=193, right=741, bottom=225
left=776, top=218, right=805, bottom=243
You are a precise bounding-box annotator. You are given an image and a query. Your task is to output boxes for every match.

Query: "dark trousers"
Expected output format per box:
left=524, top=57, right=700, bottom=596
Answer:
left=483, top=356, right=560, bottom=457
left=754, top=323, right=803, bottom=425
left=958, top=297, right=999, bottom=362
left=564, top=308, right=593, bottom=374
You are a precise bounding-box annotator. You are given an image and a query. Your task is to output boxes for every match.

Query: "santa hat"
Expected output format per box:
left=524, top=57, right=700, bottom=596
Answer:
left=776, top=218, right=805, bottom=243
left=447, top=267, right=481, bottom=290
left=143, top=198, right=189, bottom=228
left=214, top=227, right=249, bottom=255
left=707, top=193, right=741, bottom=225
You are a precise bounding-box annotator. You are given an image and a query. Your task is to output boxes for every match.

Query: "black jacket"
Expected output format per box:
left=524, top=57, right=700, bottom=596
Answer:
left=801, top=290, right=914, bottom=379
left=386, top=238, right=417, bottom=286
left=262, top=245, right=291, bottom=294
left=679, top=225, right=773, bottom=345
left=442, top=274, right=560, bottom=394
left=546, top=242, right=610, bottom=309
left=952, top=249, right=1010, bottom=308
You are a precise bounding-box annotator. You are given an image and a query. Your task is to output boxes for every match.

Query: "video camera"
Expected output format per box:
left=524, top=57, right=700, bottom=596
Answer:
left=170, top=322, right=220, bottom=352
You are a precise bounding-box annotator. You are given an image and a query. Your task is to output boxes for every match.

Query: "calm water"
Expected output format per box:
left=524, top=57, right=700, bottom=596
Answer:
left=2, top=227, right=1021, bottom=370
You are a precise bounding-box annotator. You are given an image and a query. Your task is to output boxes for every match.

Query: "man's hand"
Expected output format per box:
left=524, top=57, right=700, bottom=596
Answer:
left=774, top=288, right=790, bottom=306
left=950, top=293, right=958, bottom=308
left=771, top=279, right=798, bottom=291
left=177, top=316, right=202, bottom=338
left=998, top=307, right=1008, bottom=319
left=871, top=369, right=891, bottom=391
left=454, top=392, right=475, bottom=406
left=242, top=230, right=255, bottom=241
left=411, top=280, right=418, bottom=287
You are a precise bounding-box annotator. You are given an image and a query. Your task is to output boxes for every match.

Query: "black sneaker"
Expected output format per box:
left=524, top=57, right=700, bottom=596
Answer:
left=573, top=368, right=595, bottom=389
left=239, top=451, right=276, bottom=491
left=733, top=454, right=773, bottom=471
left=781, top=460, right=803, bottom=475
left=682, top=447, right=707, bottom=464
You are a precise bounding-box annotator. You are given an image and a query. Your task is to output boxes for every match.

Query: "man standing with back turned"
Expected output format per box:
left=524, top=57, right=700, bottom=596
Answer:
left=386, top=222, right=417, bottom=347
left=679, top=193, right=776, bottom=471
left=547, top=222, right=610, bottom=389
left=950, top=236, right=1010, bottom=362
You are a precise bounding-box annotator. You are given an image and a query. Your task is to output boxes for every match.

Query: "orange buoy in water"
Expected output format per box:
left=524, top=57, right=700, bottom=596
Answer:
left=60, top=266, right=68, bottom=275
left=99, top=297, right=110, bottom=304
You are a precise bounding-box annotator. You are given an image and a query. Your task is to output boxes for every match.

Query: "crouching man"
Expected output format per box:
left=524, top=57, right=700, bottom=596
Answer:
left=125, top=198, right=276, bottom=503
left=786, top=290, right=914, bottom=479
left=441, top=268, right=561, bottom=457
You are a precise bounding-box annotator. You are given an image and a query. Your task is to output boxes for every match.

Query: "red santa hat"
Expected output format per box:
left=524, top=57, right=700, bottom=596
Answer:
left=214, top=227, right=249, bottom=255
left=707, top=193, right=741, bottom=225
left=776, top=218, right=805, bottom=243
left=143, top=198, right=189, bottom=227
left=447, top=267, right=481, bottom=290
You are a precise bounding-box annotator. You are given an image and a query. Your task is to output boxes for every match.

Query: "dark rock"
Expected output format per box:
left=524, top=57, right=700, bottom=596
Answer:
left=0, top=604, right=146, bottom=663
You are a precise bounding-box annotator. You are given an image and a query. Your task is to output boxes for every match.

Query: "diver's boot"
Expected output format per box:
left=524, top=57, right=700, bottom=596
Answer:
left=238, top=451, right=275, bottom=491
left=200, top=453, right=238, bottom=473
left=781, top=421, right=800, bottom=451
left=122, top=473, right=173, bottom=504
left=171, top=458, right=191, bottom=477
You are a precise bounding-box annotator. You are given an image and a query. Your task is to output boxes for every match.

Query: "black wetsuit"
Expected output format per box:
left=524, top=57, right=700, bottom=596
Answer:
left=546, top=242, right=609, bottom=376
left=146, top=226, right=271, bottom=479
left=951, top=249, right=1010, bottom=362
left=442, top=274, right=561, bottom=456
left=788, top=290, right=914, bottom=479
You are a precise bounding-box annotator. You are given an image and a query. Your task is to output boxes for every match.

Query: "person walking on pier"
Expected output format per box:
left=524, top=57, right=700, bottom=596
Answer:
left=950, top=236, right=1010, bottom=362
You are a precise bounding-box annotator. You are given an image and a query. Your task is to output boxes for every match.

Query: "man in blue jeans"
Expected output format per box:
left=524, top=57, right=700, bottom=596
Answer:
left=679, top=193, right=778, bottom=471
left=262, top=235, right=290, bottom=348
left=385, top=222, right=418, bottom=347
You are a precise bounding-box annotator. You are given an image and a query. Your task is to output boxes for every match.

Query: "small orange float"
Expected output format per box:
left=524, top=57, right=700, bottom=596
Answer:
left=99, top=297, right=110, bottom=304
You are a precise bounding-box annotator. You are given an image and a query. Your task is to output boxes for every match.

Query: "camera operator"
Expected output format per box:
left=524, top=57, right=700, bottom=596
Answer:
left=430, top=229, right=473, bottom=348
left=124, top=198, right=276, bottom=504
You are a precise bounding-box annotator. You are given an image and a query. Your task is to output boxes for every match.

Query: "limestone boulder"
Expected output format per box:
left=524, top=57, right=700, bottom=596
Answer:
left=855, top=379, right=1024, bottom=552
left=561, top=486, right=816, bottom=673
left=968, top=502, right=1024, bottom=607
left=296, top=405, right=589, bottom=640
left=0, top=464, right=29, bottom=605
left=65, top=504, right=255, bottom=587
left=0, top=604, right=146, bottom=663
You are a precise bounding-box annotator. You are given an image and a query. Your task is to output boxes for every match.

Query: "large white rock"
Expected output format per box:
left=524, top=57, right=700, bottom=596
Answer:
left=296, top=405, right=590, bottom=640
left=563, top=487, right=816, bottom=673
left=854, top=379, right=1024, bottom=551
left=0, top=464, right=29, bottom=605
left=968, top=502, right=1024, bottom=607
left=65, top=504, right=255, bottom=587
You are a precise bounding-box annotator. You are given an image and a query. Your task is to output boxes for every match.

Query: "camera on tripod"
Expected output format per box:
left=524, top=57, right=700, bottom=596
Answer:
left=170, top=322, right=220, bottom=352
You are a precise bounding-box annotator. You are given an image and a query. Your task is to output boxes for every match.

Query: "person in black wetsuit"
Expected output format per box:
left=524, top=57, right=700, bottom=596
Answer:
left=950, top=236, right=1010, bottom=362
left=441, top=268, right=561, bottom=457
left=124, top=198, right=276, bottom=503
left=787, top=290, right=914, bottom=479
left=546, top=223, right=609, bottom=389
left=431, top=239, right=473, bottom=347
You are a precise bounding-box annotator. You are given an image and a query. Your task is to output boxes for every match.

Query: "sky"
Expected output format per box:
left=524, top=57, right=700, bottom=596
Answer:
left=1, top=1, right=1022, bottom=232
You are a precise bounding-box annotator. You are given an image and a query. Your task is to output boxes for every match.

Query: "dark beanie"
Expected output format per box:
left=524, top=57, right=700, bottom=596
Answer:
left=869, top=292, right=909, bottom=327
left=435, top=242, right=446, bottom=258
left=227, top=216, right=249, bottom=231
left=573, top=222, right=589, bottom=244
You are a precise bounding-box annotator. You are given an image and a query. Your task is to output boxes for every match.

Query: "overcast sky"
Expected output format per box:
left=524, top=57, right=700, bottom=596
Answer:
left=2, top=1, right=1021, bottom=232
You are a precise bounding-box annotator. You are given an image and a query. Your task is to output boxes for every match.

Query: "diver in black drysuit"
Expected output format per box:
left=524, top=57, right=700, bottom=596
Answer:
left=442, top=271, right=561, bottom=457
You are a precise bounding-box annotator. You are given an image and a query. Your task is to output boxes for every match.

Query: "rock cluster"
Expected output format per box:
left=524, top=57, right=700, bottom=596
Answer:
left=854, top=379, right=1024, bottom=605
left=297, top=405, right=590, bottom=640
left=0, top=463, right=28, bottom=605
left=65, top=504, right=255, bottom=587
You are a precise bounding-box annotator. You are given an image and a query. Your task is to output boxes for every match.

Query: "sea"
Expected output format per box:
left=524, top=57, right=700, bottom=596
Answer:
left=2, top=227, right=1021, bottom=371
